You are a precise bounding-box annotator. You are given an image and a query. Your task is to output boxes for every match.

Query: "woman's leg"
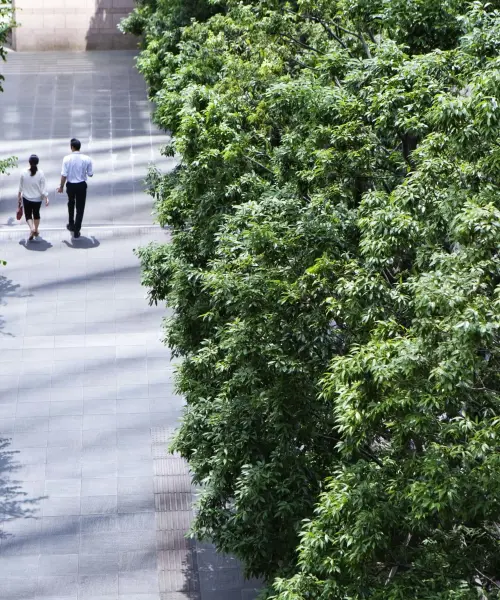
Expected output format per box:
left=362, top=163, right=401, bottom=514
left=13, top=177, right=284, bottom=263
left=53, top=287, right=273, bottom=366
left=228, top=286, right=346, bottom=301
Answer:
left=23, top=199, right=35, bottom=238
left=32, top=202, right=42, bottom=236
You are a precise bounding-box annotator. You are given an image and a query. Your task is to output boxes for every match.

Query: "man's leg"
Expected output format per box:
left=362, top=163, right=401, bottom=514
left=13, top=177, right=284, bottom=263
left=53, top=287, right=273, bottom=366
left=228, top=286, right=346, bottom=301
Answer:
left=74, top=182, right=87, bottom=235
left=67, top=183, right=76, bottom=231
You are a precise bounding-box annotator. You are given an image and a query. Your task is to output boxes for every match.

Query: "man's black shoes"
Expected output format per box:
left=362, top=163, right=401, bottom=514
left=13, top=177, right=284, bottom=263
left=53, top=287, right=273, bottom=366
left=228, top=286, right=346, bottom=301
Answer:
left=74, top=231, right=81, bottom=238
left=66, top=224, right=74, bottom=232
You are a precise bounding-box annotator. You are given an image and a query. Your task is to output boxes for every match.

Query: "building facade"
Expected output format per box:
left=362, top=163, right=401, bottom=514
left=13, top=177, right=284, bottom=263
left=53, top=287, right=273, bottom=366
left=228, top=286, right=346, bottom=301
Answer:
left=12, top=0, right=137, bottom=51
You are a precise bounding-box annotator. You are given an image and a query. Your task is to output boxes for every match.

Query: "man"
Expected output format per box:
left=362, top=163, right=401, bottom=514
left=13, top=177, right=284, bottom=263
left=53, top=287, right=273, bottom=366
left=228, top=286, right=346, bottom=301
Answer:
left=57, top=138, right=93, bottom=238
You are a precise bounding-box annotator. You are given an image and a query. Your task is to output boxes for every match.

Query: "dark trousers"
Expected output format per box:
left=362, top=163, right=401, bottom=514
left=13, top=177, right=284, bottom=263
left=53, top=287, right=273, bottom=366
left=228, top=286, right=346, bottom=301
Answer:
left=66, top=181, right=87, bottom=233
left=23, top=198, right=42, bottom=221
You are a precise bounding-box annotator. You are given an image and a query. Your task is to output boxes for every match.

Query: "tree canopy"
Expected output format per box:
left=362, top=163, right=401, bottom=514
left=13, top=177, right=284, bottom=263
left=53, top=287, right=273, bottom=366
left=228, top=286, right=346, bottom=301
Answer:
left=0, top=0, right=15, bottom=179
left=124, top=0, right=500, bottom=597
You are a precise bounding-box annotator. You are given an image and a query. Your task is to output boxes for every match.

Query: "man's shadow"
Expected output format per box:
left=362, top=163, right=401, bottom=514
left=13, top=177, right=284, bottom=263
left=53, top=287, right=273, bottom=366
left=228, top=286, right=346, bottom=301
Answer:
left=63, top=235, right=100, bottom=250
left=18, top=239, right=53, bottom=252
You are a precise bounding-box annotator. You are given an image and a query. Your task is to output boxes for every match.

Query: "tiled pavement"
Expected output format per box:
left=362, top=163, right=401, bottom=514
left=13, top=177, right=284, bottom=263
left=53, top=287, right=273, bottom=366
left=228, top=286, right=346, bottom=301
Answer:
left=0, top=52, right=261, bottom=600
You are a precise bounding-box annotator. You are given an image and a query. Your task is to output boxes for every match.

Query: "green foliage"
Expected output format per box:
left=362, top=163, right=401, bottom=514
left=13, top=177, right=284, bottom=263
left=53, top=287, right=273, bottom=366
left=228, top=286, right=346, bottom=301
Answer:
left=0, top=0, right=16, bottom=178
left=132, top=0, right=500, bottom=597
left=0, top=0, right=13, bottom=92
left=0, top=0, right=15, bottom=265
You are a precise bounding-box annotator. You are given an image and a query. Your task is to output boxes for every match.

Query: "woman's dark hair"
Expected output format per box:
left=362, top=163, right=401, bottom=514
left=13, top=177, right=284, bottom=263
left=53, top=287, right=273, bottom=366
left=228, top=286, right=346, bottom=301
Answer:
left=29, top=154, right=39, bottom=177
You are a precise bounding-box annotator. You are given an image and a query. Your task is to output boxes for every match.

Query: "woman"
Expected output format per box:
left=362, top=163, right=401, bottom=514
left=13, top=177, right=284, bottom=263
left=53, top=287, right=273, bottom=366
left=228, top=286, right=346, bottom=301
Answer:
left=18, top=154, right=49, bottom=241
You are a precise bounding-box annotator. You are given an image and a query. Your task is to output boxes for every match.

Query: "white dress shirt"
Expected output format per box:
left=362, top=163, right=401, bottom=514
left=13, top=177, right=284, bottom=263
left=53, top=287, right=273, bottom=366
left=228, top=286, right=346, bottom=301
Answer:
left=19, top=169, right=48, bottom=201
left=62, top=152, right=94, bottom=183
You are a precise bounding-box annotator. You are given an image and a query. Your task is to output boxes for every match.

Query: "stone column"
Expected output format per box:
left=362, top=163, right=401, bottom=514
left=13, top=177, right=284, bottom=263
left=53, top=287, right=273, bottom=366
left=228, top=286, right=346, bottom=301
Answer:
left=12, top=0, right=137, bottom=51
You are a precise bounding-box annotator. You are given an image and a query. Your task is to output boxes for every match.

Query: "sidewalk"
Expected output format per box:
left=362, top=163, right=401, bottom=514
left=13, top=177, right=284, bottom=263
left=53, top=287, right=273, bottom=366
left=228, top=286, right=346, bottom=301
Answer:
left=0, top=52, right=260, bottom=600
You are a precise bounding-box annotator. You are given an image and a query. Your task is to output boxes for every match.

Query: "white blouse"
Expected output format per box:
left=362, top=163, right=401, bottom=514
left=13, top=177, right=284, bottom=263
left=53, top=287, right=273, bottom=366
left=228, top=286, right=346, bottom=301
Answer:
left=19, top=169, right=48, bottom=201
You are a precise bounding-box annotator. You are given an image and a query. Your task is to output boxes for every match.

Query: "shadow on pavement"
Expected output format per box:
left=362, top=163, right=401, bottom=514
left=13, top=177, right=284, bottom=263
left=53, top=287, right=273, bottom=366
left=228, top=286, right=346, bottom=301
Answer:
left=63, top=235, right=100, bottom=249
left=0, top=437, right=44, bottom=540
left=0, top=275, right=23, bottom=336
left=18, top=239, right=53, bottom=252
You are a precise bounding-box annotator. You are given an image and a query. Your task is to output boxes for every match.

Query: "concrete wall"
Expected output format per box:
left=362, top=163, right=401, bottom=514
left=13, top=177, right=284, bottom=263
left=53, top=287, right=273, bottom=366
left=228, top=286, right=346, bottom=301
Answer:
left=12, top=0, right=137, bottom=51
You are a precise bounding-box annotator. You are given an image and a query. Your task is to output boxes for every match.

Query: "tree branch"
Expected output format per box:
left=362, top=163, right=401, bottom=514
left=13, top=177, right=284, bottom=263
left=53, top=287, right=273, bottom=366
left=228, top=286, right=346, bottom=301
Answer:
left=244, top=155, right=274, bottom=175
left=284, top=9, right=356, bottom=59
left=475, top=568, right=500, bottom=590
left=306, top=12, right=373, bottom=59
left=280, top=32, right=325, bottom=55
left=385, top=534, right=412, bottom=585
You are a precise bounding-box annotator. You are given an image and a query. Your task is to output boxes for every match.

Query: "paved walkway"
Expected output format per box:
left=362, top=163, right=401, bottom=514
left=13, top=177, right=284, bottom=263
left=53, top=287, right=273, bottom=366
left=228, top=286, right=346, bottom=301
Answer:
left=0, top=52, right=260, bottom=600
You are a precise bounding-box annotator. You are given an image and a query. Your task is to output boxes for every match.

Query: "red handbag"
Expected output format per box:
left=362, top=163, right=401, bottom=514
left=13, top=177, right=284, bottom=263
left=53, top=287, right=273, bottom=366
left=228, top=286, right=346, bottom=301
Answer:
left=16, top=204, right=23, bottom=220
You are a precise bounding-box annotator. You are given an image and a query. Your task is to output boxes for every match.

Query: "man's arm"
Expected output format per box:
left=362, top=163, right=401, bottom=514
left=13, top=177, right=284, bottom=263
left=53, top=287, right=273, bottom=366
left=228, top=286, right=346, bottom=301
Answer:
left=57, top=175, right=67, bottom=194
left=57, top=158, right=68, bottom=193
left=87, top=158, right=93, bottom=178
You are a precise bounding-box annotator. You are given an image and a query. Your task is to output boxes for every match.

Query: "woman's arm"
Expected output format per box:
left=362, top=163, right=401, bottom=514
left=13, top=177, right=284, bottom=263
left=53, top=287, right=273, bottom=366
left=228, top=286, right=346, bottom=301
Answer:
left=18, top=174, right=23, bottom=205
left=40, top=173, right=49, bottom=205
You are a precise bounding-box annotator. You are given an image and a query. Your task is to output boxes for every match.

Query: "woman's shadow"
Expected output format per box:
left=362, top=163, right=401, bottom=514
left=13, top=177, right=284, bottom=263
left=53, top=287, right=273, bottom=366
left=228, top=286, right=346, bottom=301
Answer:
left=18, top=239, right=53, bottom=252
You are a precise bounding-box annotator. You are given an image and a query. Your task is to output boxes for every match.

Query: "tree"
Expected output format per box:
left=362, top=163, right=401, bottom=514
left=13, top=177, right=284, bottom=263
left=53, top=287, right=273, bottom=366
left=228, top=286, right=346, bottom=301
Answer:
left=0, top=0, right=15, bottom=174
left=131, top=0, right=500, bottom=597
left=0, top=0, right=16, bottom=265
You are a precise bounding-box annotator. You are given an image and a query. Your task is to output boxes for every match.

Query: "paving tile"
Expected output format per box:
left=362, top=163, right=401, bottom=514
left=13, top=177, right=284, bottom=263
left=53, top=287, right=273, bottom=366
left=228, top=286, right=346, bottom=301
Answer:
left=117, top=384, right=149, bottom=399
left=42, top=516, right=81, bottom=536
left=82, top=459, right=118, bottom=479
left=82, top=478, right=118, bottom=497
left=0, top=534, right=41, bottom=556
left=0, top=555, right=39, bottom=577
left=16, top=402, right=51, bottom=417
left=84, top=397, right=118, bottom=415
left=81, top=495, right=118, bottom=515
left=118, top=493, right=155, bottom=514
left=0, top=577, right=38, bottom=600
left=45, top=478, right=82, bottom=497
left=51, top=387, right=84, bottom=402
left=11, top=431, right=49, bottom=448
left=118, top=458, right=152, bottom=478
left=79, top=553, right=119, bottom=575
left=117, top=413, right=151, bottom=429
left=118, top=476, right=153, bottom=496
left=78, top=574, right=119, bottom=598
left=49, top=416, right=84, bottom=431
left=118, top=512, right=156, bottom=532
left=156, top=511, right=192, bottom=531
left=122, top=595, right=162, bottom=600
left=118, top=529, right=157, bottom=552
left=42, top=496, right=81, bottom=517
left=15, top=416, right=50, bottom=433
left=40, top=534, right=80, bottom=555
left=116, top=397, right=150, bottom=414
left=80, top=533, right=121, bottom=555
left=119, top=550, right=157, bottom=572
left=83, top=429, right=117, bottom=448
left=83, top=414, right=117, bottom=430
left=154, top=493, right=192, bottom=512
left=81, top=515, right=118, bottom=534
left=117, top=429, right=151, bottom=447
left=48, top=430, right=83, bottom=448
left=46, top=456, right=82, bottom=479
left=156, top=531, right=190, bottom=552
left=18, top=446, right=47, bottom=465
left=39, top=554, right=79, bottom=576
left=50, top=399, right=84, bottom=416
left=119, top=570, right=159, bottom=594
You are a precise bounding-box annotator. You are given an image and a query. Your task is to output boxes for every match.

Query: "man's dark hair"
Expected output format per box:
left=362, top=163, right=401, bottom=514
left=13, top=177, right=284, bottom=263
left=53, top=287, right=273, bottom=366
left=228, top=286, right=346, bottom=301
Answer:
left=70, top=138, right=81, bottom=151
